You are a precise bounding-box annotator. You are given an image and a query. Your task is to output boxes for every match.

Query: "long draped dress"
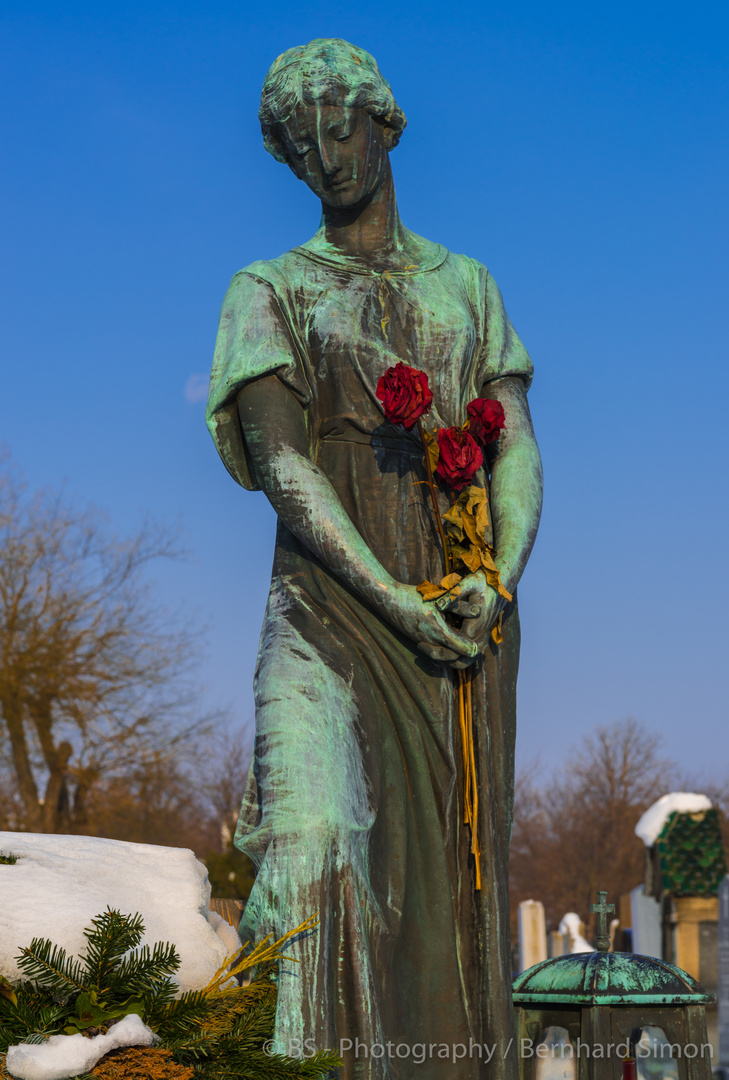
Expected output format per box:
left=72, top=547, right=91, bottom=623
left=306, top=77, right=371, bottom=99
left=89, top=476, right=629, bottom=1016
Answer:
left=206, top=232, right=533, bottom=1080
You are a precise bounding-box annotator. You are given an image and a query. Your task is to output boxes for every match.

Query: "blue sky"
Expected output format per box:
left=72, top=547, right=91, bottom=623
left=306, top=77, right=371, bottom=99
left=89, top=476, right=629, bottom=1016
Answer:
left=1, top=0, right=727, bottom=778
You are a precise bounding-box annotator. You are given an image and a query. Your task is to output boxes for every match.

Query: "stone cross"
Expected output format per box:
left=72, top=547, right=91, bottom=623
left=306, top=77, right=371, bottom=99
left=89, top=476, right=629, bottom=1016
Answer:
left=590, top=890, right=615, bottom=952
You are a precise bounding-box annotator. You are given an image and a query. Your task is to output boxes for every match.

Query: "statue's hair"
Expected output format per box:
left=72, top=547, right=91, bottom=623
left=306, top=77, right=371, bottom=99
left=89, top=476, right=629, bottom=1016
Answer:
left=259, top=38, right=407, bottom=163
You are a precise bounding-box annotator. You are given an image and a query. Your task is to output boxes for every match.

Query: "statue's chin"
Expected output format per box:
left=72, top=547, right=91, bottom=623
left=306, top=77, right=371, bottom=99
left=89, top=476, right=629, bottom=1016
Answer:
left=320, top=182, right=379, bottom=213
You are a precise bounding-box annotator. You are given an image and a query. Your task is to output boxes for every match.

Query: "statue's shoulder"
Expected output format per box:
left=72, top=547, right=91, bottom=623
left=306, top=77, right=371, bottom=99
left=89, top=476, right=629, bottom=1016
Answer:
left=218, top=252, right=309, bottom=318
left=229, top=250, right=301, bottom=289
left=440, top=247, right=491, bottom=281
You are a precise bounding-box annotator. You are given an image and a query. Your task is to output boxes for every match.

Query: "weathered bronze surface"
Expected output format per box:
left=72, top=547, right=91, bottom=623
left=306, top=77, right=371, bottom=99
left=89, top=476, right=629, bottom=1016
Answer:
left=592, top=891, right=616, bottom=953
left=514, top=952, right=715, bottom=1080
left=206, top=38, right=543, bottom=1078
left=513, top=952, right=716, bottom=1006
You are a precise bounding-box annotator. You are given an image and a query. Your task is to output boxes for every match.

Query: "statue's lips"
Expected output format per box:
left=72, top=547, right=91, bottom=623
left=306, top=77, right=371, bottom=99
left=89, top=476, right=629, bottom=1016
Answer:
left=328, top=176, right=354, bottom=189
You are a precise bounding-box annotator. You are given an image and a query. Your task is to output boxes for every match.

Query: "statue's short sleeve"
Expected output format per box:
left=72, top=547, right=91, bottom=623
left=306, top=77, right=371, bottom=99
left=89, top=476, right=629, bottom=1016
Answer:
left=206, top=270, right=311, bottom=491
left=479, top=270, right=534, bottom=390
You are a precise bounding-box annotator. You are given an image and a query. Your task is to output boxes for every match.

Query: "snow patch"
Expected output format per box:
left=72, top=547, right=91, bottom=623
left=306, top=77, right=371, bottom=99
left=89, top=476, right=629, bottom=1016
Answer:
left=0, top=832, right=240, bottom=993
left=207, top=909, right=243, bottom=954
left=634, top=792, right=712, bottom=848
left=5, top=1013, right=156, bottom=1080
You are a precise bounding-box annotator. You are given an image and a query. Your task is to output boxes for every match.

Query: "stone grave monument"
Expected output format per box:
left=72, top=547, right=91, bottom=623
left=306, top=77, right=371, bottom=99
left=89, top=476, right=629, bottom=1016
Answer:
left=518, top=899, right=548, bottom=971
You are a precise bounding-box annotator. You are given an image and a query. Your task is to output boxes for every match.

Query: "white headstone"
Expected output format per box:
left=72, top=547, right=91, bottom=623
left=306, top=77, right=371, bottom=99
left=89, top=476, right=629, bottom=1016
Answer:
left=630, top=884, right=662, bottom=959
left=549, top=930, right=568, bottom=958
left=518, top=899, right=547, bottom=971
left=718, top=875, right=729, bottom=1066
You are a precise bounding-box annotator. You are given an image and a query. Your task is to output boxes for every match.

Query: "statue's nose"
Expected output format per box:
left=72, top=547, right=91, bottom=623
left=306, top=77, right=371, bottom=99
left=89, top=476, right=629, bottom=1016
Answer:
left=317, top=142, right=342, bottom=178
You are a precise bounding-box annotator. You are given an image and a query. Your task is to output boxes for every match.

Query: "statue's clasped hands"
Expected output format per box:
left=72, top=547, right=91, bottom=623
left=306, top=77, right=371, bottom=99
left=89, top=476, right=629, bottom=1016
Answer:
left=416, top=573, right=506, bottom=669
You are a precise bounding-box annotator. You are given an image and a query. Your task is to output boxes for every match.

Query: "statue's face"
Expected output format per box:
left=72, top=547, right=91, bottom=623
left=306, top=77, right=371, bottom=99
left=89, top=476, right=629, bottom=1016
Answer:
left=281, top=103, right=391, bottom=209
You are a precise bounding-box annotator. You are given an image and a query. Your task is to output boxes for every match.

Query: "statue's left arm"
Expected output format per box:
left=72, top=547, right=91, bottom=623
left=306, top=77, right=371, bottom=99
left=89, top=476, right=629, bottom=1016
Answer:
left=458, top=374, right=543, bottom=646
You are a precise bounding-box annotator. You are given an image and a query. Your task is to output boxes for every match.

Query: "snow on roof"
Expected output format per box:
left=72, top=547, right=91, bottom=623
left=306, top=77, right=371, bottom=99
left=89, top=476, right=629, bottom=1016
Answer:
left=0, top=831, right=240, bottom=993
left=634, top=792, right=713, bottom=848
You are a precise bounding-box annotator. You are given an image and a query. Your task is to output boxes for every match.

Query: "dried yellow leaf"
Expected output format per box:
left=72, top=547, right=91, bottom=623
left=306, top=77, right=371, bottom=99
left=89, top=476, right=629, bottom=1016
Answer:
left=439, top=572, right=463, bottom=592
left=457, top=546, right=482, bottom=574
left=417, top=573, right=462, bottom=601
left=460, top=506, right=482, bottom=550
left=479, top=547, right=513, bottom=602
left=417, top=580, right=447, bottom=600
left=466, top=486, right=490, bottom=534
left=491, top=615, right=504, bottom=644
left=442, top=502, right=464, bottom=542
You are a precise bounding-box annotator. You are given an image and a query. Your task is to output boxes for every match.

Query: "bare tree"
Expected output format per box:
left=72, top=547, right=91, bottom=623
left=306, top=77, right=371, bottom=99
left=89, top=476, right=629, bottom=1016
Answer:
left=197, top=727, right=253, bottom=847
left=0, top=464, right=208, bottom=836
left=510, top=719, right=676, bottom=930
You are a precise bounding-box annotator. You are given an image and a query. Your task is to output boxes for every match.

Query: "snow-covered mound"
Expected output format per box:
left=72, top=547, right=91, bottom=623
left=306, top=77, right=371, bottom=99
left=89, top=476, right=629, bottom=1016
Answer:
left=0, top=832, right=240, bottom=992
left=634, top=793, right=712, bottom=848
left=5, top=1013, right=156, bottom=1080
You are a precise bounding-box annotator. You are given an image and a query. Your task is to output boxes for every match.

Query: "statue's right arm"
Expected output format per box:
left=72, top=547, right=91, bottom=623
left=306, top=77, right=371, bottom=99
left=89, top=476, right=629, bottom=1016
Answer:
left=236, top=374, right=477, bottom=664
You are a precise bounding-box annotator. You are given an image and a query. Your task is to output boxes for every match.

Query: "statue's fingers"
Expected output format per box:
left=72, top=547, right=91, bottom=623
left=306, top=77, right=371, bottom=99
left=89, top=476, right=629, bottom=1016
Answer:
left=417, top=642, right=460, bottom=662
left=461, top=618, right=483, bottom=640
left=449, top=655, right=479, bottom=670
left=417, top=641, right=479, bottom=668
left=447, top=600, right=481, bottom=619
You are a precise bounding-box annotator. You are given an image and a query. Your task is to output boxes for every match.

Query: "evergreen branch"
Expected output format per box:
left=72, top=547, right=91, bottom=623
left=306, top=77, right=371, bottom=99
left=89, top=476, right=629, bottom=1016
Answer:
left=16, top=940, right=87, bottom=996
left=203, top=978, right=276, bottom=1022
left=0, top=987, right=70, bottom=1054
left=109, top=940, right=180, bottom=995
left=80, top=909, right=145, bottom=991
left=148, top=988, right=209, bottom=1038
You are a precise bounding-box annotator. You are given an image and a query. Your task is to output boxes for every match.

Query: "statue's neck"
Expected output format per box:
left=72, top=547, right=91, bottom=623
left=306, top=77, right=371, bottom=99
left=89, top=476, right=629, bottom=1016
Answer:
left=318, top=166, right=411, bottom=265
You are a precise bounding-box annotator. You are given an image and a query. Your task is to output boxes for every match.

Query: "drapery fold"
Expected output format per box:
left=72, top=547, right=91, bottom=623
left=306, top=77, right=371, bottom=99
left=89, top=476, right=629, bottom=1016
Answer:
left=208, top=235, right=532, bottom=1079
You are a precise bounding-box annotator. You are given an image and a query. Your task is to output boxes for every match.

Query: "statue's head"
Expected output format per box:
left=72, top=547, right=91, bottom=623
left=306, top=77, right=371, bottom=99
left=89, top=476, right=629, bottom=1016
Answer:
left=259, top=39, right=407, bottom=209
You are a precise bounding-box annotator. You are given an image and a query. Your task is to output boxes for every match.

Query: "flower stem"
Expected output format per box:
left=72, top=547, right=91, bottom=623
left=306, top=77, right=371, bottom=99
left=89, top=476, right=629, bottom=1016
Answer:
left=417, top=419, right=451, bottom=574
left=417, top=419, right=481, bottom=891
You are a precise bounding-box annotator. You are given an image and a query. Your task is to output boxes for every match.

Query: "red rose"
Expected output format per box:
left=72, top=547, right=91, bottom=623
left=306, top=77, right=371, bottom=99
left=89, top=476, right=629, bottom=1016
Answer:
left=435, top=427, right=483, bottom=490
left=376, top=363, right=433, bottom=430
left=466, top=397, right=506, bottom=445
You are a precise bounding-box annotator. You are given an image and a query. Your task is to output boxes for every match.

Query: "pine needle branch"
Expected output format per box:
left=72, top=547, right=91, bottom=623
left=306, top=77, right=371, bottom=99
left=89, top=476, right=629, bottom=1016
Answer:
left=110, top=941, right=180, bottom=996
left=16, top=940, right=87, bottom=997
left=80, top=909, right=146, bottom=992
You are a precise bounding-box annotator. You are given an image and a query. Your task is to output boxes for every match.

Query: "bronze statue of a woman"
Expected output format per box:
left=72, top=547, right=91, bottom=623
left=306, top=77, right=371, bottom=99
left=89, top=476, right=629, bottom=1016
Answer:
left=206, top=38, right=543, bottom=1080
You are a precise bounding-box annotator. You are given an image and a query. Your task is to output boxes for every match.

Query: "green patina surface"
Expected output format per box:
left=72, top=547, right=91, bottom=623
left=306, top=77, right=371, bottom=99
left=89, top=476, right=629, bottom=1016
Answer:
left=656, top=809, right=726, bottom=897
left=513, top=952, right=716, bottom=1006
left=205, top=35, right=544, bottom=1080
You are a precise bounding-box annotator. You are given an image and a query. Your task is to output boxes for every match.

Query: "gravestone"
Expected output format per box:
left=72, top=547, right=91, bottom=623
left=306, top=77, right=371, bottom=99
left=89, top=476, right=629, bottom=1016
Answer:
left=718, top=875, right=729, bottom=1066
left=630, top=884, right=663, bottom=959
left=518, top=899, right=547, bottom=971
left=549, top=930, right=568, bottom=958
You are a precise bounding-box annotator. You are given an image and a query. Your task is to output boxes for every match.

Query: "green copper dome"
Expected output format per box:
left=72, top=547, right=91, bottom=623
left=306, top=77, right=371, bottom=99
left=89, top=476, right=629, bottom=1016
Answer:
left=512, top=953, right=715, bottom=1006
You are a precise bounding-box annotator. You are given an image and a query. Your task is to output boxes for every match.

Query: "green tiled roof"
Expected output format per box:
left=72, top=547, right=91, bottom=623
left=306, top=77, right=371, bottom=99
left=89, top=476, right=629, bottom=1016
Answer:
left=656, top=808, right=726, bottom=896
